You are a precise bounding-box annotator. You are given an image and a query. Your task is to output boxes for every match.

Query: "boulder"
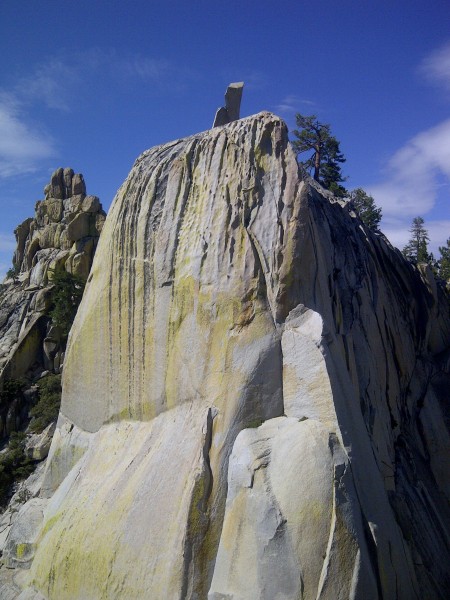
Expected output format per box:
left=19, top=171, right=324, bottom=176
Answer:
left=25, top=423, right=56, bottom=461
left=81, top=195, right=100, bottom=213
left=95, top=212, right=106, bottom=235
left=63, top=194, right=84, bottom=216
left=65, top=252, right=90, bottom=280
left=13, top=219, right=33, bottom=269
left=63, top=168, right=74, bottom=198
left=49, top=168, right=64, bottom=200
left=3, top=499, right=47, bottom=568
left=66, top=213, right=91, bottom=242
left=42, top=199, right=63, bottom=224
left=71, top=173, right=86, bottom=196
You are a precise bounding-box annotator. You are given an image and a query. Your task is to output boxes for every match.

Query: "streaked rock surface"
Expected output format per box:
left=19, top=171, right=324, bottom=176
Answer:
left=8, top=113, right=450, bottom=598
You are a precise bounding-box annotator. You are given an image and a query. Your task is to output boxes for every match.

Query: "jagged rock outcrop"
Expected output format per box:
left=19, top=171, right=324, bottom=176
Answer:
left=0, top=169, right=105, bottom=437
left=213, top=82, right=244, bottom=127
left=5, top=114, right=450, bottom=599
left=14, top=167, right=105, bottom=282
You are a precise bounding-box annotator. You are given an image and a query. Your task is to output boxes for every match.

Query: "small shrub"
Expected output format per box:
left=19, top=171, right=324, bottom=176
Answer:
left=0, top=432, right=34, bottom=507
left=47, top=269, right=85, bottom=338
left=0, top=378, right=26, bottom=405
left=29, top=374, right=62, bottom=433
left=15, top=488, right=32, bottom=504
left=6, top=264, right=20, bottom=283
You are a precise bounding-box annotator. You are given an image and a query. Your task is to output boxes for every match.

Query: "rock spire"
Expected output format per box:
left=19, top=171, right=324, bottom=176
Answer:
left=213, top=81, right=244, bottom=126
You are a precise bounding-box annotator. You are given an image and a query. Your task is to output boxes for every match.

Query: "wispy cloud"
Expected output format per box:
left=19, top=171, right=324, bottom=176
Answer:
left=418, top=41, right=450, bottom=92
left=114, top=55, right=171, bottom=81
left=0, top=49, right=196, bottom=180
left=381, top=218, right=450, bottom=256
left=0, top=95, right=55, bottom=178
left=275, top=95, right=316, bottom=115
left=368, top=118, right=450, bottom=218
left=14, top=50, right=191, bottom=109
left=110, top=52, right=197, bottom=92
left=16, top=58, right=78, bottom=111
left=367, top=41, right=450, bottom=254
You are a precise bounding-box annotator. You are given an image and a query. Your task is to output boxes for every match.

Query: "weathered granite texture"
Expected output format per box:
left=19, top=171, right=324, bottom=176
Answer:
left=8, top=113, right=450, bottom=599
left=213, top=82, right=244, bottom=127
left=0, top=169, right=105, bottom=386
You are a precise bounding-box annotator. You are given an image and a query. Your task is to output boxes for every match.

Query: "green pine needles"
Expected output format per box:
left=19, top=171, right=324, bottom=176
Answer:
left=29, top=374, right=62, bottom=434
left=48, top=269, right=85, bottom=338
left=292, top=113, right=347, bottom=197
left=349, top=188, right=383, bottom=232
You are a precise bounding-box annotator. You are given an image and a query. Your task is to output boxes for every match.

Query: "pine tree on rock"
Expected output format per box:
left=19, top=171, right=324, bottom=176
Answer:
left=292, top=113, right=347, bottom=197
left=48, top=269, right=85, bottom=338
left=402, top=217, right=431, bottom=263
left=438, top=237, right=450, bottom=281
left=349, top=188, right=382, bottom=232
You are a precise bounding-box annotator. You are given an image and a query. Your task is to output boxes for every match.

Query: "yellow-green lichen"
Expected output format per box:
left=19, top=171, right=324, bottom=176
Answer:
left=16, top=543, right=29, bottom=559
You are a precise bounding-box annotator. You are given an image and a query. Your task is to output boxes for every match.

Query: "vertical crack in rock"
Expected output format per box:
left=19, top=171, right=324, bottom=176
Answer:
left=182, top=407, right=215, bottom=600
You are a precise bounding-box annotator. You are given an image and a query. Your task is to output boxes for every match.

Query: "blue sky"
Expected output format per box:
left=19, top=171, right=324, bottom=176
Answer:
left=1, top=0, right=449, bottom=278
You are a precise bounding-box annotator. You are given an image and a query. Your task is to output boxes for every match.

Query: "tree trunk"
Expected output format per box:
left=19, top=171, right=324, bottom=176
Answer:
left=313, top=144, right=320, bottom=181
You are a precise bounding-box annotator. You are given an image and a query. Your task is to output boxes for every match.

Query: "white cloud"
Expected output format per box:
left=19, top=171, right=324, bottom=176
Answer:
left=275, top=95, right=316, bottom=115
left=418, top=41, right=450, bottom=92
left=8, top=49, right=195, bottom=117
left=365, top=43, right=450, bottom=254
left=17, top=59, right=76, bottom=111
left=0, top=48, right=192, bottom=180
left=382, top=218, right=450, bottom=257
left=368, top=119, right=450, bottom=218
left=115, top=55, right=170, bottom=81
left=0, top=96, right=55, bottom=178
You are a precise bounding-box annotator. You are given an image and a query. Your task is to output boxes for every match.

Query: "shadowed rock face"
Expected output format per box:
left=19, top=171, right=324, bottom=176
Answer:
left=11, top=113, right=450, bottom=599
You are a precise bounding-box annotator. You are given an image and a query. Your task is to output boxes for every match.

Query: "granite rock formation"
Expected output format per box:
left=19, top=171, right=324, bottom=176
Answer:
left=3, top=114, right=450, bottom=599
left=213, top=82, right=244, bottom=127
left=0, top=169, right=105, bottom=434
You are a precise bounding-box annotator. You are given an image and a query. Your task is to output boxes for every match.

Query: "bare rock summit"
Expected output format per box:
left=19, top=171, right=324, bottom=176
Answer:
left=3, top=114, right=450, bottom=599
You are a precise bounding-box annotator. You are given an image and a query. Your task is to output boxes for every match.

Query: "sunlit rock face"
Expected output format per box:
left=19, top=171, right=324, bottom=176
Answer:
left=0, top=170, right=105, bottom=436
left=16, top=113, right=450, bottom=599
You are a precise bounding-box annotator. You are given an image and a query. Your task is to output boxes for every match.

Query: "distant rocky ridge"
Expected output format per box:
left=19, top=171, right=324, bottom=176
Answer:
left=0, top=168, right=105, bottom=432
left=1, top=115, right=449, bottom=599
left=13, top=167, right=105, bottom=282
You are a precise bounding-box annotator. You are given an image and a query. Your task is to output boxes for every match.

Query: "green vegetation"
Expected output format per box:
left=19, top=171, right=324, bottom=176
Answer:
left=6, top=263, right=20, bottom=283
left=0, top=374, right=62, bottom=506
left=0, top=378, right=26, bottom=405
left=402, top=217, right=432, bottom=264
left=401, top=218, right=450, bottom=284
left=292, top=113, right=347, bottom=197
left=349, top=188, right=382, bottom=232
left=29, top=374, right=62, bottom=433
left=48, top=269, right=85, bottom=337
left=0, top=432, right=34, bottom=507
left=437, top=238, right=450, bottom=282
